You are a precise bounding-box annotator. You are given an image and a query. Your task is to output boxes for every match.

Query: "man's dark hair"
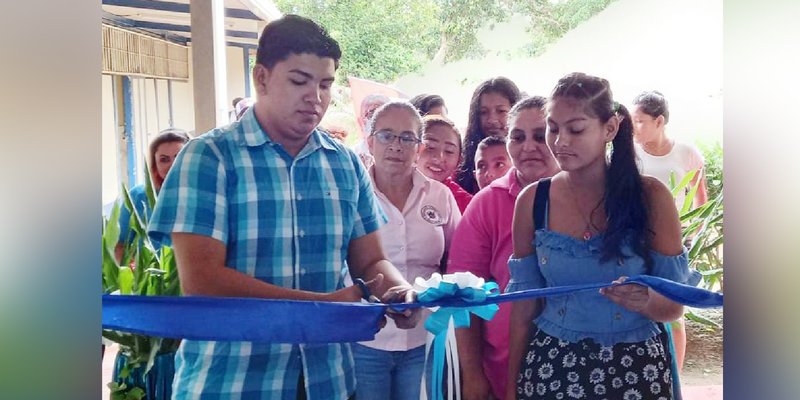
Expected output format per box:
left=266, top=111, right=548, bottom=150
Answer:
left=256, top=14, right=342, bottom=69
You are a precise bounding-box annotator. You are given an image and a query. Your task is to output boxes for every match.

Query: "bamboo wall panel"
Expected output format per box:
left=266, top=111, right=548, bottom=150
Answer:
left=102, top=24, right=189, bottom=80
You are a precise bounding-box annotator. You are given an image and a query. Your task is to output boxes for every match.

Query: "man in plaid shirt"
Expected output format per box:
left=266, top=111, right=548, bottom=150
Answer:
left=148, top=15, right=419, bottom=400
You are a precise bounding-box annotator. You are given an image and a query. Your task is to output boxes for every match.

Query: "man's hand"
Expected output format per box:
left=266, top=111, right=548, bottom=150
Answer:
left=326, top=273, right=385, bottom=303
left=325, top=274, right=387, bottom=330
left=382, top=285, right=420, bottom=329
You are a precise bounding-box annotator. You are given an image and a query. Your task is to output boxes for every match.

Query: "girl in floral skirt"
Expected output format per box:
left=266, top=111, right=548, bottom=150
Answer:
left=505, top=72, right=700, bottom=400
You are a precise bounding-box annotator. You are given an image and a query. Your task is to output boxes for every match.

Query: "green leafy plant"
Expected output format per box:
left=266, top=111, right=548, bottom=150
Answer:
left=667, top=142, right=723, bottom=328
left=102, top=166, right=181, bottom=398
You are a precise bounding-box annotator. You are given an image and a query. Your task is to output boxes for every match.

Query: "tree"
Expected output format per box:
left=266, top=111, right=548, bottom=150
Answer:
left=431, top=0, right=514, bottom=64
left=273, top=0, right=618, bottom=82
left=513, top=0, right=618, bottom=56
left=276, top=0, right=441, bottom=83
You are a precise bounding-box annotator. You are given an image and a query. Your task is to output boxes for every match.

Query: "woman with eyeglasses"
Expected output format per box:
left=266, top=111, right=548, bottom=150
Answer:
left=345, top=100, right=462, bottom=400
left=446, top=96, right=559, bottom=400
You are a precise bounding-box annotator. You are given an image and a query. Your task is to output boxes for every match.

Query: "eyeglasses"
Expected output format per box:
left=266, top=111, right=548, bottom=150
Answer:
left=371, top=130, right=421, bottom=147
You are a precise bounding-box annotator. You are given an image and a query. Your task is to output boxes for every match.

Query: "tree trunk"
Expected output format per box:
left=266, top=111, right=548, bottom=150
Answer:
left=431, top=33, right=449, bottom=65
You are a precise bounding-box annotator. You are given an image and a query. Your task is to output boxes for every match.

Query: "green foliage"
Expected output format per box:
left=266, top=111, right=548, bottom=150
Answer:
left=669, top=141, right=723, bottom=326
left=433, top=0, right=513, bottom=62
left=102, top=166, right=181, bottom=397
left=108, top=382, right=146, bottom=400
left=513, top=0, right=617, bottom=56
left=276, top=0, right=441, bottom=83
left=698, top=141, right=723, bottom=200
left=270, top=0, right=618, bottom=81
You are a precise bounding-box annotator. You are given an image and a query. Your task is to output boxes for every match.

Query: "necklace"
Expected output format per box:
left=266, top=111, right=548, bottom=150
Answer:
left=565, top=176, right=604, bottom=241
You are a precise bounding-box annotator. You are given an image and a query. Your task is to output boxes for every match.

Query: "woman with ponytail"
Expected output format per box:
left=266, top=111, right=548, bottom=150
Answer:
left=505, top=73, right=700, bottom=399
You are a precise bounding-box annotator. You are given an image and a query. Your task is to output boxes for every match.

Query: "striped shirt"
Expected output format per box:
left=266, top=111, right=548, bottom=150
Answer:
left=148, top=108, right=386, bottom=399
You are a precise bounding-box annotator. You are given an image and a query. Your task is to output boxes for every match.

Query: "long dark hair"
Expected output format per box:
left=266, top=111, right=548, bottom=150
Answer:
left=455, top=77, right=520, bottom=194
left=550, top=72, right=652, bottom=270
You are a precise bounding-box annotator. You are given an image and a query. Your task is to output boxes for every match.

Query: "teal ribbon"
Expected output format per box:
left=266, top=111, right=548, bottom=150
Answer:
left=417, top=281, right=500, bottom=400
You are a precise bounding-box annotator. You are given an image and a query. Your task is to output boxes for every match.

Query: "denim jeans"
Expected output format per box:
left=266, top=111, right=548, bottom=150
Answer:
left=352, top=343, right=432, bottom=400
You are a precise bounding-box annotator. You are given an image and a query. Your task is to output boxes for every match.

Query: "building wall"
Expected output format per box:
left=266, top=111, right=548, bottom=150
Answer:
left=101, top=75, right=121, bottom=206
left=101, top=43, right=254, bottom=208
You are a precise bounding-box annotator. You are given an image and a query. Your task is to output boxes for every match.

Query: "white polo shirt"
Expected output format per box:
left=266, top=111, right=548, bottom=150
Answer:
left=347, top=168, right=462, bottom=351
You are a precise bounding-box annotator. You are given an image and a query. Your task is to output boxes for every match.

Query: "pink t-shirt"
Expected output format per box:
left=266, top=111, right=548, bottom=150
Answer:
left=446, top=168, right=521, bottom=399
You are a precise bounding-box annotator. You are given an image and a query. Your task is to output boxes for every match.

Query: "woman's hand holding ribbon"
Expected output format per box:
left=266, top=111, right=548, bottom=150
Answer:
left=600, top=276, right=650, bottom=313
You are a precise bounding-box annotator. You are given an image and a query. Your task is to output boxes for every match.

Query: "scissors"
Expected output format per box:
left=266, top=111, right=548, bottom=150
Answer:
left=353, top=278, right=382, bottom=304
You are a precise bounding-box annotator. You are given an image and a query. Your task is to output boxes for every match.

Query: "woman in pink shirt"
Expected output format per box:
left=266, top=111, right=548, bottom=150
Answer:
left=446, top=96, right=559, bottom=400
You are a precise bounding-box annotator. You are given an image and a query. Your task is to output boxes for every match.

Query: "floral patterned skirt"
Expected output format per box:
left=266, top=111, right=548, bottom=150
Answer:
left=515, top=326, right=674, bottom=400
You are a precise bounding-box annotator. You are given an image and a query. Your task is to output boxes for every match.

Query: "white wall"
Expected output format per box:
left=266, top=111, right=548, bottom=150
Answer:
left=226, top=46, right=247, bottom=110
left=101, top=75, right=121, bottom=206
left=101, top=43, right=254, bottom=203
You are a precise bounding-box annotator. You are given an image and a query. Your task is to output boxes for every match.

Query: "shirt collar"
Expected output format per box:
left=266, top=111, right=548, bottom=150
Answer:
left=369, top=167, right=431, bottom=197
left=490, top=167, right=522, bottom=197
left=236, top=106, right=337, bottom=153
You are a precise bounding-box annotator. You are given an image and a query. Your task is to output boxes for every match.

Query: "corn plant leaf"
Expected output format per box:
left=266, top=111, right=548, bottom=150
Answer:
left=104, top=202, right=122, bottom=254
left=119, top=266, right=134, bottom=294
left=685, top=310, right=720, bottom=329
left=679, top=169, right=702, bottom=214
left=143, top=157, right=157, bottom=209
left=698, top=268, right=724, bottom=276
left=128, top=387, right=147, bottom=400
left=670, top=169, right=696, bottom=197
left=144, top=336, right=163, bottom=375
left=679, top=203, right=706, bottom=222
left=102, top=236, right=120, bottom=293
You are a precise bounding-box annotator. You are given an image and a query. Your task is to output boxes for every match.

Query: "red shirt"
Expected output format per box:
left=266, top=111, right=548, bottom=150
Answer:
left=443, top=177, right=473, bottom=214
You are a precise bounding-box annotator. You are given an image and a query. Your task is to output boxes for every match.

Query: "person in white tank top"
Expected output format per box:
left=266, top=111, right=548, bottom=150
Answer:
left=630, top=90, right=709, bottom=377
left=631, top=91, right=708, bottom=210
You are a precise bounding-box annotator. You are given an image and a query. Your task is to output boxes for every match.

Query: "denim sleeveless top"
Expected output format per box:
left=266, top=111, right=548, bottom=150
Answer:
left=506, top=184, right=701, bottom=346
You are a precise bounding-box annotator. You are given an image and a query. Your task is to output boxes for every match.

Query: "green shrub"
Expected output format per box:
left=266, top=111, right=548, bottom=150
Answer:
left=102, top=168, right=181, bottom=397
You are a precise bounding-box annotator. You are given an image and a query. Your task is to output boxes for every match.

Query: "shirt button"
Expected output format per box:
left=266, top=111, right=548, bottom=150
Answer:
left=558, top=308, right=565, bottom=316
left=300, top=268, right=307, bottom=275
left=540, top=256, right=548, bottom=265
left=614, top=312, right=622, bottom=320
left=400, top=246, right=405, bottom=251
left=296, top=194, right=302, bottom=201
left=299, top=230, right=305, bottom=237
left=398, top=220, right=404, bottom=225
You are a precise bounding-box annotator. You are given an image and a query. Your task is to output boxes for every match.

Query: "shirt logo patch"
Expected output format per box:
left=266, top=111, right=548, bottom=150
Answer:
left=421, top=205, right=444, bottom=225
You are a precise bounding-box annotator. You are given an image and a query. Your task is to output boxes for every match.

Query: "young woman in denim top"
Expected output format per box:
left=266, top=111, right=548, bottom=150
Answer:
left=506, top=73, right=699, bottom=400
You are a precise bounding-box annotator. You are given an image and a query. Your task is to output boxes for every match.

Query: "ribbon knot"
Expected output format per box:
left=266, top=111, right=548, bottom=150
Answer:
left=414, top=273, right=500, bottom=400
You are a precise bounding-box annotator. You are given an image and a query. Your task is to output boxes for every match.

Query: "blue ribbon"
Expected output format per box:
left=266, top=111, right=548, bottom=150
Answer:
left=102, top=295, right=386, bottom=343
left=416, top=281, right=500, bottom=400
left=102, top=275, right=722, bottom=343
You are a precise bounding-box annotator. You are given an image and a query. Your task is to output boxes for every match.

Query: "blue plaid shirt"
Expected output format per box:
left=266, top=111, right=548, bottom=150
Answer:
left=148, top=108, right=386, bottom=399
